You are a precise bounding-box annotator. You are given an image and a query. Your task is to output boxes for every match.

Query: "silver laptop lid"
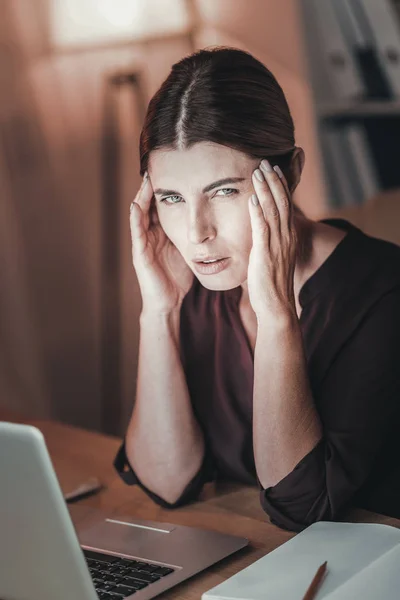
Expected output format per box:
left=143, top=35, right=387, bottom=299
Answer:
left=0, top=421, right=97, bottom=600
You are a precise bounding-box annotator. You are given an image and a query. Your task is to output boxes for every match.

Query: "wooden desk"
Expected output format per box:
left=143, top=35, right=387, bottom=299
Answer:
left=2, top=411, right=400, bottom=600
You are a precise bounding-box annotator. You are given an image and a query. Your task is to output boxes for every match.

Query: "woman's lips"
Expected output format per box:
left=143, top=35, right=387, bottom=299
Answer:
left=192, top=257, right=230, bottom=275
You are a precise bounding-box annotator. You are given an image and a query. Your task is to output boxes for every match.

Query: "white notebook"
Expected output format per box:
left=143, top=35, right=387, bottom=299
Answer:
left=202, top=521, right=400, bottom=600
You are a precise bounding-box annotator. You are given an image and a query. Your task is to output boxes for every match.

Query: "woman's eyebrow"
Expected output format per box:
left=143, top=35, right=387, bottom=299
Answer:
left=153, top=177, right=246, bottom=196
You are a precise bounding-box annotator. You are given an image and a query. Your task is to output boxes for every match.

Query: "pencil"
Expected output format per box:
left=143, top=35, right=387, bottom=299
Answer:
left=301, top=561, right=328, bottom=600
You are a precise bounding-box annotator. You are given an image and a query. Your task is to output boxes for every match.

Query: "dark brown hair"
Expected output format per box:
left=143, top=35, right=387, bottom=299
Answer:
left=139, top=46, right=298, bottom=189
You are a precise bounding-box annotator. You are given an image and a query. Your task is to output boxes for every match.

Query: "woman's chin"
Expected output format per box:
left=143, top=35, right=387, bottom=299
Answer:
left=194, top=273, right=244, bottom=292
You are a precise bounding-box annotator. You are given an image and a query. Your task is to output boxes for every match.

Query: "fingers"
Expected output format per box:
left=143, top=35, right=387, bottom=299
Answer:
left=248, top=193, right=271, bottom=249
left=273, top=164, right=290, bottom=199
left=129, top=201, right=147, bottom=261
left=272, top=164, right=293, bottom=233
left=134, top=172, right=153, bottom=212
left=131, top=172, right=153, bottom=234
left=251, top=163, right=279, bottom=248
left=252, top=159, right=292, bottom=240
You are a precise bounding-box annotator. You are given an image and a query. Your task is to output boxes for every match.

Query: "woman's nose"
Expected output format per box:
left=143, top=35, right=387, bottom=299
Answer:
left=187, top=214, right=216, bottom=245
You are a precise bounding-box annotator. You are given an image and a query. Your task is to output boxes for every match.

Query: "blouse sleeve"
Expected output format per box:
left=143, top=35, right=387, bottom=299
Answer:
left=259, top=287, right=400, bottom=532
left=113, top=438, right=215, bottom=509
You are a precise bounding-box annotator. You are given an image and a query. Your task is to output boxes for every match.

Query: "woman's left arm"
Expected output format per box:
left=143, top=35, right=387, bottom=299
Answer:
left=253, top=315, right=322, bottom=489
left=248, top=161, right=400, bottom=532
left=249, top=160, right=322, bottom=490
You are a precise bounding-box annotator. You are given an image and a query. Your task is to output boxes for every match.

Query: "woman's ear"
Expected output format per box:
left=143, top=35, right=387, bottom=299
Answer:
left=289, top=147, right=305, bottom=194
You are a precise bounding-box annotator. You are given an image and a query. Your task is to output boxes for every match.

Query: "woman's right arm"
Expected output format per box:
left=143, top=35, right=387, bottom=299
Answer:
left=125, top=307, right=206, bottom=505
left=121, top=172, right=212, bottom=505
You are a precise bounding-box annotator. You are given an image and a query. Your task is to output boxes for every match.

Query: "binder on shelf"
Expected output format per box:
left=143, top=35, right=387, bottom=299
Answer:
left=320, top=126, right=360, bottom=207
left=333, top=0, right=393, bottom=99
left=307, top=0, right=365, bottom=102
left=300, top=0, right=400, bottom=211
left=362, top=115, right=400, bottom=190
left=343, top=123, right=380, bottom=203
left=299, top=0, right=331, bottom=103
left=355, top=0, right=400, bottom=99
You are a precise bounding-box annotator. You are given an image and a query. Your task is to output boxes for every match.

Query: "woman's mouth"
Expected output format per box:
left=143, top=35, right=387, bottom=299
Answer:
left=192, top=257, right=230, bottom=275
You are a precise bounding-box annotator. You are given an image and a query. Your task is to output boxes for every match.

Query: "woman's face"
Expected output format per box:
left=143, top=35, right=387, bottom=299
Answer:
left=149, top=141, right=259, bottom=291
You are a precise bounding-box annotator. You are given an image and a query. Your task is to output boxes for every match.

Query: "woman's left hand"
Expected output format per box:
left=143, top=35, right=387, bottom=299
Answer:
left=247, top=159, right=298, bottom=326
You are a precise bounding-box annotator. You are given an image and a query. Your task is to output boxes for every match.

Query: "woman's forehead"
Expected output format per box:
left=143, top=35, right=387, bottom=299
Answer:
left=149, top=142, right=258, bottom=183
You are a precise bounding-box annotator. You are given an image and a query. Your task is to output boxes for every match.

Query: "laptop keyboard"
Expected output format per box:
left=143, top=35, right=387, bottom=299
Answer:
left=83, top=549, right=175, bottom=598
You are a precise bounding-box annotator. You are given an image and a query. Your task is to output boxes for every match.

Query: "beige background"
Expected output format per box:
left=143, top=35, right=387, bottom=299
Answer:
left=1, top=0, right=390, bottom=436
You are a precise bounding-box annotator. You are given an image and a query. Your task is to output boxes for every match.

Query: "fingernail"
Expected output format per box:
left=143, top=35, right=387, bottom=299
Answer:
left=144, top=171, right=149, bottom=182
left=273, top=165, right=283, bottom=179
left=130, top=201, right=135, bottom=213
left=254, top=168, right=264, bottom=182
left=260, top=159, right=273, bottom=173
left=251, top=194, right=259, bottom=206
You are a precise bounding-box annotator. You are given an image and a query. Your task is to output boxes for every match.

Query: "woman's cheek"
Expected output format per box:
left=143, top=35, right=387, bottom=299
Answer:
left=159, top=211, right=181, bottom=243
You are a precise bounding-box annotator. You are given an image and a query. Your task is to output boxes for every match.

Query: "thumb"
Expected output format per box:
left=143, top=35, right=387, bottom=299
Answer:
left=130, top=201, right=147, bottom=261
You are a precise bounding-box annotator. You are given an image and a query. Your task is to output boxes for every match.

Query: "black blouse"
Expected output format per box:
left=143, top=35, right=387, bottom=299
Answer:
left=114, top=218, right=400, bottom=532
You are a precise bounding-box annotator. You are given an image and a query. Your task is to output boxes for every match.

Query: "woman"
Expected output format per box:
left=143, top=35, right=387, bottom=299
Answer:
left=114, top=47, right=400, bottom=532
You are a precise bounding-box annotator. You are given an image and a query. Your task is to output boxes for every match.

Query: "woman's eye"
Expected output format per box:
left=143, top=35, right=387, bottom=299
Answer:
left=160, top=195, right=182, bottom=205
left=215, top=188, right=237, bottom=197
left=160, top=188, right=238, bottom=205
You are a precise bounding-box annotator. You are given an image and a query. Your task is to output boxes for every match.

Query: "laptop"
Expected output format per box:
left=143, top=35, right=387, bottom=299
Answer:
left=0, top=421, right=248, bottom=600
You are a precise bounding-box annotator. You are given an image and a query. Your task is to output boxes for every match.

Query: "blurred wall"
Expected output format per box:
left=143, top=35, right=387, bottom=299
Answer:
left=0, top=0, right=192, bottom=432
left=1, top=0, right=327, bottom=434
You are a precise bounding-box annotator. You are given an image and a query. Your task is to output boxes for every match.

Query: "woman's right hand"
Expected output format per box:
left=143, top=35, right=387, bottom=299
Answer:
left=130, top=172, right=194, bottom=315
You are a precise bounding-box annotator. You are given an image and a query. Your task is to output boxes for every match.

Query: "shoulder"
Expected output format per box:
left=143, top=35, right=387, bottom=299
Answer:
left=303, top=222, right=400, bottom=387
left=357, top=230, right=400, bottom=297
left=332, top=223, right=400, bottom=339
left=327, top=218, right=400, bottom=289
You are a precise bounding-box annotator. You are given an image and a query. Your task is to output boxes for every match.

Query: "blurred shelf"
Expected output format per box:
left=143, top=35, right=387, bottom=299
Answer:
left=318, top=100, right=400, bottom=119
left=299, top=0, right=400, bottom=209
